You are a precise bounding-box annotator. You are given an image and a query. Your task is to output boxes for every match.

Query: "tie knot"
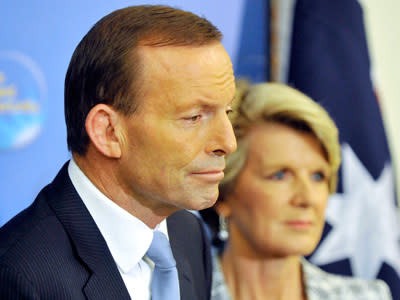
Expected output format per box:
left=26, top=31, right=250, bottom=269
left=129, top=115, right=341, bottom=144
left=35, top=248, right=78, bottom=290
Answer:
left=146, top=231, right=176, bottom=269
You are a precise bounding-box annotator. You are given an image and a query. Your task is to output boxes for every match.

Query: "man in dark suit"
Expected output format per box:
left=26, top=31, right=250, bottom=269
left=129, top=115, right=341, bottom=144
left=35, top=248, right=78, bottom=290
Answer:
left=0, top=5, right=236, bottom=299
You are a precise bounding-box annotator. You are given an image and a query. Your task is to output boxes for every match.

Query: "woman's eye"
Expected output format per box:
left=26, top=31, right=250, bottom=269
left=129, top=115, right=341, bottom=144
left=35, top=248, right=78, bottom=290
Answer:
left=312, top=172, right=325, bottom=181
left=270, top=170, right=285, bottom=180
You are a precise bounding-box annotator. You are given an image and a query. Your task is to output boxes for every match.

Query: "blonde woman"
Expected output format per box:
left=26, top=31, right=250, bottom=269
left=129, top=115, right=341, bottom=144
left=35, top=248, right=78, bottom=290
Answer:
left=201, top=81, right=392, bottom=300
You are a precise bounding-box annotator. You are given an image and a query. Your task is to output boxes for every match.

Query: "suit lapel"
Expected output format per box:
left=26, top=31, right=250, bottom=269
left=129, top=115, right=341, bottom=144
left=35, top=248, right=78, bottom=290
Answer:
left=167, top=212, right=197, bottom=300
left=46, top=163, right=131, bottom=300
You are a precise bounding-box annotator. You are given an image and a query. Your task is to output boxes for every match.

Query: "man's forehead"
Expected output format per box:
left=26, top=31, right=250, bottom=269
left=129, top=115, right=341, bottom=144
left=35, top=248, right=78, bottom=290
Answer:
left=134, top=43, right=235, bottom=112
left=137, top=43, right=229, bottom=68
left=137, top=44, right=233, bottom=86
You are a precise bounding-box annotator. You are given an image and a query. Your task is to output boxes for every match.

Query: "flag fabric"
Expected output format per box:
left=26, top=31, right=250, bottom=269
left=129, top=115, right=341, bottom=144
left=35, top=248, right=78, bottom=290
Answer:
left=234, top=0, right=270, bottom=82
left=287, top=0, right=400, bottom=298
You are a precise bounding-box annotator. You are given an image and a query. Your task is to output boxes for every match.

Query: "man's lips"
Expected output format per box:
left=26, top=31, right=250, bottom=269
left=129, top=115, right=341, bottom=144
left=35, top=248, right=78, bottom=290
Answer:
left=190, top=170, right=225, bottom=182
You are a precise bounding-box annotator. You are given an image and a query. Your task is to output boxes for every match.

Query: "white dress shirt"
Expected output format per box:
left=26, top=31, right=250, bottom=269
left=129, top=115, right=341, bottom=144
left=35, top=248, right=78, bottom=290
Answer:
left=68, top=159, right=168, bottom=300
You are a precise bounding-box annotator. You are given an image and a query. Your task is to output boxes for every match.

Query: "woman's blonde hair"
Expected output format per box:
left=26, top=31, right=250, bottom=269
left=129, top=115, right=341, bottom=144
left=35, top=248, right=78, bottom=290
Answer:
left=219, top=80, right=341, bottom=199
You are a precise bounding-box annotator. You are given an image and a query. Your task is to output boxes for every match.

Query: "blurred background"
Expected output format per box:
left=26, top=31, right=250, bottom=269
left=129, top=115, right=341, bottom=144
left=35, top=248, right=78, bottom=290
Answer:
left=1, top=0, right=399, bottom=298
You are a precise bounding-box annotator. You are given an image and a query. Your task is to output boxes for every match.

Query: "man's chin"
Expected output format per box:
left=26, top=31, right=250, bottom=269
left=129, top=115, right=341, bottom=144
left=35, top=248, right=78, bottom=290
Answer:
left=190, top=194, right=219, bottom=211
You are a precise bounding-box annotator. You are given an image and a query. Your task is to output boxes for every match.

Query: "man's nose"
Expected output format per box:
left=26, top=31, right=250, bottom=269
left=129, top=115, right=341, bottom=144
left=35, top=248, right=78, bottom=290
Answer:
left=207, top=113, right=237, bottom=157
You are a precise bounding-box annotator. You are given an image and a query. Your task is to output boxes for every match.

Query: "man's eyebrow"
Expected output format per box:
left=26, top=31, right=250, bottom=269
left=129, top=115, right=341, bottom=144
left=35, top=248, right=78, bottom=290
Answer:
left=176, top=98, right=227, bottom=110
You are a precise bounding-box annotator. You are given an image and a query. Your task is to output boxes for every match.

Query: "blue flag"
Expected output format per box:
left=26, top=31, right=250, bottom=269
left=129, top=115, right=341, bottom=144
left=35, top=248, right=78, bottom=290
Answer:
left=288, top=0, right=400, bottom=298
left=235, top=0, right=270, bottom=82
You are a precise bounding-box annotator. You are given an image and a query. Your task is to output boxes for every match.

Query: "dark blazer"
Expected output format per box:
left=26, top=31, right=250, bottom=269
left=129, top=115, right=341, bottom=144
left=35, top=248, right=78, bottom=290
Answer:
left=0, top=162, right=212, bottom=300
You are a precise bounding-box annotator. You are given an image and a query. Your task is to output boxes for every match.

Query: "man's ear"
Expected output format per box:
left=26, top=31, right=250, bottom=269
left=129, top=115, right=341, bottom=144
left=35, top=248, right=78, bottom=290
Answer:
left=85, top=104, right=124, bottom=158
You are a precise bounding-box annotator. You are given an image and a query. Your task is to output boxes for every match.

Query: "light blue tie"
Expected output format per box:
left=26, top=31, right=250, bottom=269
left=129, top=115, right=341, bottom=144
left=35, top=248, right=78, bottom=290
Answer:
left=146, top=231, right=180, bottom=300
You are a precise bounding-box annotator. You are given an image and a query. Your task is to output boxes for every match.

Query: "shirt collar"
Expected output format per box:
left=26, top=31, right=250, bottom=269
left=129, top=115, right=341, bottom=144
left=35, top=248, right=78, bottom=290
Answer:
left=68, top=158, right=168, bottom=273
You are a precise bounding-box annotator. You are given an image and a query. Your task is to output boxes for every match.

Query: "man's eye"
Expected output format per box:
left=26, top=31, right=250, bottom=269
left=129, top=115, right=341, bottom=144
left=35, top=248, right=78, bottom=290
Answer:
left=226, top=108, right=233, bottom=115
left=185, top=115, right=201, bottom=122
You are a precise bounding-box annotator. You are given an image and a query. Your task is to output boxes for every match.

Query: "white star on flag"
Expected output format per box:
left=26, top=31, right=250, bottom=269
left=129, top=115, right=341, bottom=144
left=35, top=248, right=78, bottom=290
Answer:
left=310, top=143, right=400, bottom=280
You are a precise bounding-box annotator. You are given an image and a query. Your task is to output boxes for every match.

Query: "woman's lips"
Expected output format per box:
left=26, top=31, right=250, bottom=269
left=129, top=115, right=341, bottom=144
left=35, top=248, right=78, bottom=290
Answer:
left=285, top=220, right=313, bottom=229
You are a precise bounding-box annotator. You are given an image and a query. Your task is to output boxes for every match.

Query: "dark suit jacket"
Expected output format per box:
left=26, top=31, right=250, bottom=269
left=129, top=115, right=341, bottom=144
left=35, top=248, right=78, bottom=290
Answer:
left=0, top=162, right=212, bottom=299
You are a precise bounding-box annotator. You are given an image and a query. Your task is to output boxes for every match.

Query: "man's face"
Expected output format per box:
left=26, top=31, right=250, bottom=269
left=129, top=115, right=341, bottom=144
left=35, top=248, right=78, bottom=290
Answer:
left=118, top=43, right=236, bottom=215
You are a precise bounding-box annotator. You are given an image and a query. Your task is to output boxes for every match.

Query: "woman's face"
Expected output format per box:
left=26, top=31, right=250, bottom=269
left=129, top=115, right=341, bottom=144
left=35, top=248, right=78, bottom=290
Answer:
left=219, top=121, right=331, bottom=258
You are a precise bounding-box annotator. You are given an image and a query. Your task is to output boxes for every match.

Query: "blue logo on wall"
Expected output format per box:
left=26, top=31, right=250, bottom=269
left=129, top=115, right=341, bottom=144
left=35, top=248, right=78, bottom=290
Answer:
left=0, top=51, right=47, bottom=150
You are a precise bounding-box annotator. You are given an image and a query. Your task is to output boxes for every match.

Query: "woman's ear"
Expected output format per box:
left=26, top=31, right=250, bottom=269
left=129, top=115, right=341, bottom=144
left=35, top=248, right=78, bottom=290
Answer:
left=215, top=200, right=232, bottom=218
left=85, top=104, right=124, bottom=158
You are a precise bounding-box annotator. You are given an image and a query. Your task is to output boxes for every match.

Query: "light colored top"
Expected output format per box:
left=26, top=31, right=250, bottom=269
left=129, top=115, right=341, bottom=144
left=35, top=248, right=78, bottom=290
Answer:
left=68, top=159, right=168, bottom=300
left=211, top=252, right=393, bottom=300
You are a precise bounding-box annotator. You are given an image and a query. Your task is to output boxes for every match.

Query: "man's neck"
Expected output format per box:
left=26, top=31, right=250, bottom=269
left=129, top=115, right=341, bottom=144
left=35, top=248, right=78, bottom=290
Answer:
left=72, top=153, right=175, bottom=228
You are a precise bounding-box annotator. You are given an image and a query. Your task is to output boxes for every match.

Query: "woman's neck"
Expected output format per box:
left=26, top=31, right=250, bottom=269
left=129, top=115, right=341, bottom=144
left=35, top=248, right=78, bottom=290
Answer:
left=220, top=244, right=307, bottom=300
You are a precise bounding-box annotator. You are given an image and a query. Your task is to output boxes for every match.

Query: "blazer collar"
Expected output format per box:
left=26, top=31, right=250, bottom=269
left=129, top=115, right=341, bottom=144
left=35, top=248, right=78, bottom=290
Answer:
left=46, top=162, right=131, bottom=300
left=47, top=162, right=198, bottom=300
left=168, top=211, right=197, bottom=300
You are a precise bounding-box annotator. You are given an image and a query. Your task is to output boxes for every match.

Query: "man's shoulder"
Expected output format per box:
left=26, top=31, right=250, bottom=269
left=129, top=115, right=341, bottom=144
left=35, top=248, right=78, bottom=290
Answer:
left=0, top=185, right=62, bottom=262
left=0, top=163, right=73, bottom=269
left=303, top=259, right=392, bottom=300
left=0, top=176, right=90, bottom=299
